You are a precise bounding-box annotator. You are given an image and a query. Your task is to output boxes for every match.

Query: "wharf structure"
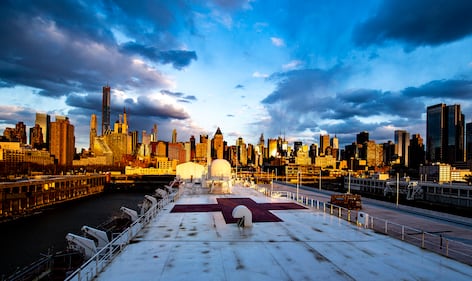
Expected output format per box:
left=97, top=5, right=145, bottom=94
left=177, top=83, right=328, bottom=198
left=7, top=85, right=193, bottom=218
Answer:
left=0, top=174, right=106, bottom=222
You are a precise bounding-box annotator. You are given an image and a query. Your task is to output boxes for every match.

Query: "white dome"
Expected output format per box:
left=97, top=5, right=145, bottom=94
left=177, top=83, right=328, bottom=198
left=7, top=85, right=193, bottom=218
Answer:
left=210, top=159, right=231, bottom=178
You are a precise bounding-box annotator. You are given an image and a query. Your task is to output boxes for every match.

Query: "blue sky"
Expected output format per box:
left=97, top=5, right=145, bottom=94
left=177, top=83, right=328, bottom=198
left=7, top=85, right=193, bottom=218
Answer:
left=1, top=0, right=472, bottom=150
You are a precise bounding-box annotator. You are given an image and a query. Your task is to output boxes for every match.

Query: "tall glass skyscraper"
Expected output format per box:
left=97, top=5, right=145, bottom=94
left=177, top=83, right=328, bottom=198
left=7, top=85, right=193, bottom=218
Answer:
left=102, top=85, right=111, bottom=135
left=426, top=103, right=464, bottom=164
left=35, top=113, right=50, bottom=150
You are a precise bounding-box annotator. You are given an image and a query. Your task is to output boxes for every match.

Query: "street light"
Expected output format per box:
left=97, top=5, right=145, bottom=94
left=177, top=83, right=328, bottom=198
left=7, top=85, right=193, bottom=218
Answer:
left=396, top=172, right=400, bottom=207
left=297, top=170, right=300, bottom=201
left=347, top=170, right=351, bottom=194
left=319, top=168, right=322, bottom=190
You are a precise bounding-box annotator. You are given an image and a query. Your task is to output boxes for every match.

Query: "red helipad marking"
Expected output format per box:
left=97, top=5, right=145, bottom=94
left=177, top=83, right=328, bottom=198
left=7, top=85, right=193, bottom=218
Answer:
left=170, top=197, right=306, bottom=223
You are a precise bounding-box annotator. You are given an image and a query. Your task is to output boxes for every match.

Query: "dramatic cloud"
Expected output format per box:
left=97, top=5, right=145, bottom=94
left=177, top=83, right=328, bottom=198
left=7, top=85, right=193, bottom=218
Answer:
left=403, top=79, right=472, bottom=99
left=259, top=66, right=428, bottom=146
left=120, top=43, right=197, bottom=70
left=353, top=0, right=472, bottom=49
left=160, top=90, right=197, bottom=103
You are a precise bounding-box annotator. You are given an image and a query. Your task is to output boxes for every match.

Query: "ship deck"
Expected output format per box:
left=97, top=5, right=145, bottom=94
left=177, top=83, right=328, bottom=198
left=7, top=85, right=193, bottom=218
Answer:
left=95, top=184, right=472, bottom=281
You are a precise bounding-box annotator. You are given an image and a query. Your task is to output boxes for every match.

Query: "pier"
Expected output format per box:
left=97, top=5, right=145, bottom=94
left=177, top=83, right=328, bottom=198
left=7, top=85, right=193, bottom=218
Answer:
left=0, top=174, right=106, bottom=222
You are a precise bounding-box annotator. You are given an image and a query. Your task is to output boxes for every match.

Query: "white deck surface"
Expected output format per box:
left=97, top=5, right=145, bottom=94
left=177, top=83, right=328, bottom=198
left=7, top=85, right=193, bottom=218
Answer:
left=96, top=185, right=472, bottom=281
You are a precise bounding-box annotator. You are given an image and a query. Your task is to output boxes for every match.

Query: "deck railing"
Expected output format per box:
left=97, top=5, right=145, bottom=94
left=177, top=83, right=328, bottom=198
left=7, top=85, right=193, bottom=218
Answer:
left=64, top=188, right=181, bottom=281
left=260, top=187, right=472, bottom=266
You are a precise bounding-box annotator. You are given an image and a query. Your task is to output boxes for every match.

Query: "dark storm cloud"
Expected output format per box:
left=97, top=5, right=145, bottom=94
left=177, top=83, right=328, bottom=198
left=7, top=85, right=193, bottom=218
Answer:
left=403, top=79, right=472, bottom=99
left=0, top=0, right=197, bottom=101
left=120, top=43, right=197, bottom=70
left=259, top=66, right=428, bottom=146
left=353, top=0, right=472, bottom=48
left=127, top=96, right=189, bottom=120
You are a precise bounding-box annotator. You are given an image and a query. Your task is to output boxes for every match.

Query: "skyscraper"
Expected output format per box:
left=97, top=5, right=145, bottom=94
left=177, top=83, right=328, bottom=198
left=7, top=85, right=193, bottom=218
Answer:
left=90, top=114, right=97, bottom=150
left=35, top=113, right=50, bottom=149
left=50, top=116, right=75, bottom=166
left=466, top=122, right=472, bottom=161
left=320, top=134, right=330, bottom=156
left=102, top=85, right=111, bottom=135
left=409, top=134, right=425, bottom=170
left=394, top=130, right=410, bottom=166
left=212, top=127, right=224, bottom=159
left=426, top=103, right=464, bottom=164
left=172, top=129, right=177, bottom=143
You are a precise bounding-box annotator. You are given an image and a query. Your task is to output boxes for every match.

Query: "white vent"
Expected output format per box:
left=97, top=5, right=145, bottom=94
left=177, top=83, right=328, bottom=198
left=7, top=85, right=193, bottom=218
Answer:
left=357, top=212, right=369, bottom=228
left=232, top=205, right=253, bottom=227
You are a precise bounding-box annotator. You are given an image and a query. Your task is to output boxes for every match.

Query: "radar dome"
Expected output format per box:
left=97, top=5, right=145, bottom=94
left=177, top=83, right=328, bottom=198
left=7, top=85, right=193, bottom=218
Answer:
left=210, top=159, right=231, bottom=179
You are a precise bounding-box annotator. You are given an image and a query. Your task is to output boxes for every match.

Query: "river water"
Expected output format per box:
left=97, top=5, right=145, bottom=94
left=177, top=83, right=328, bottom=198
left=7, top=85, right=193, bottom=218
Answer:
left=0, top=190, right=151, bottom=277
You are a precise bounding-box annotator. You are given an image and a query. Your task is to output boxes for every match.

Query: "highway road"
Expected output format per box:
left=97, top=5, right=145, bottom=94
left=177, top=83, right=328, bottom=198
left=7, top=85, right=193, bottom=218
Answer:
left=270, top=181, right=472, bottom=245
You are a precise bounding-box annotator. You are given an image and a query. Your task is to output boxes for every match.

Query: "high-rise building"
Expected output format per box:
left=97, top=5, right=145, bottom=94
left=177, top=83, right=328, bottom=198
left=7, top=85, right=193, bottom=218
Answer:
left=30, top=124, right=44, bottom=149
left=394, top=130, right=410, bottom=166
left=151, top=124, right=158, bottom=142
left=267, top=138, right=277, bottom=158
left=212, top=127, right=224, bottom=159
left=3, top=122, right=27, bottom=144
left=356, top=131, right=369, bottom=144
left=330, top=135, right=339, bottom=160
left=90, top=114, right=97, bottom=150
left=102, top=85, right=111, bottom=135
left=320, top=134, right=330, bottom=155
left=236, top=137, right=247, bottom=166
left=426, top=103, right=464, bottom=164
left=294, top=141, right=302, bottom=156
left=466, top=122, right=472, bottom=161
left=35, top=113, right=50, bottom=149
left=50, top=116, right=75, bottom=166
left=172, top=129, right=177, bottom=143
left=190, top=135, right=196, bottom=161
left=409, top=134, right=425, bottom=170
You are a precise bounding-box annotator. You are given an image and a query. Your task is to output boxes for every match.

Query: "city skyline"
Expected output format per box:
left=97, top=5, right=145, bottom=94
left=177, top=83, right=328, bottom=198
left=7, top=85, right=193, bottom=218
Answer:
left=1, top=1, right=472, bottom=150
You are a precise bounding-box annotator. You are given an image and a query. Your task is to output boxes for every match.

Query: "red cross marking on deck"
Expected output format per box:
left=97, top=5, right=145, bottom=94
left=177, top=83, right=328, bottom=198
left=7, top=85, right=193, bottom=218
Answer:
left=170, top=197, right=306, bottom=223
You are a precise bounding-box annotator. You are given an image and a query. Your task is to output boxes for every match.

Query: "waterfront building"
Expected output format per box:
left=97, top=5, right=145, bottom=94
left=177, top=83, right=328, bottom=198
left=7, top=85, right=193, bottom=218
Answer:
left=426, top=103, right=465, bottom=165
left=50, top=117, right=75, bottom=166
left=35, top=113, right=50, bottom=150
left=0, top=142, right=55, bottom=167
left=394, top=130, right=410, bottom=166
left=102, top=85, right=111, bottom=135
